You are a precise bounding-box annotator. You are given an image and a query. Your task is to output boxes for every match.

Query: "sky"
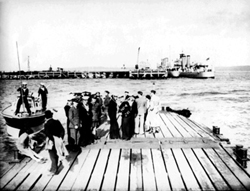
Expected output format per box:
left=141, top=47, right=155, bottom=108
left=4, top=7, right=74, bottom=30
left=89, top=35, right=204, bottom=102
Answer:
left=0, top=0, right=249, bottom=72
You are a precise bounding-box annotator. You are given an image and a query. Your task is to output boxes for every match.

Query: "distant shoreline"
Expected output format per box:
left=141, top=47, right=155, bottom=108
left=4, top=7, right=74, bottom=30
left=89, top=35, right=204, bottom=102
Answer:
left=215, top=65, right=250, bottom=71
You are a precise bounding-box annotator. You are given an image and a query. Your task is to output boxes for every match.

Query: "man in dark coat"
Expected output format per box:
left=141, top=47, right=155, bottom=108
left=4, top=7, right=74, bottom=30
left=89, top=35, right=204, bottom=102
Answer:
left=15, top=82, right=31, bottom=115
left=44, top=110, right=65, bottom=175
left=119, top=96, right=137, bottom=140
left=64, top=100, right=72, bottom=145
left=108, top=95, right=120, bottom=139
left=78, top=96, right=95, bottom=146
left=68, top=99, right=80, bottom=148
left=38, top=83, right=48, bottom=111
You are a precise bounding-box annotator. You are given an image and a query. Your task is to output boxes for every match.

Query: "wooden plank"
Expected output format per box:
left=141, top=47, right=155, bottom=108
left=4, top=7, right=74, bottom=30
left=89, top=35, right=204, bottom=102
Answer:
left=204, top=148, right=246, bottom=191
left=116, top=149, right=130, bottom=191
left=181, top=116, right=215, bottom=139
left=172, top=148, right=201, bottom=190
left=0, top=157, right=31, bottom=188
left=57, top=149, right=90, bottom=191
left=15, top=150, right=50, bottom=191
left=152, top=113, right=165, bottom=138
left=71, top=149, right=100, bottom=191
left=159, top=113, right=182, bottom=137
left=0, top=161, right=16, bottom=178
left=160, top=138, right=219, bottom=149
left=158, top=113, right=173, bottom=137
left=161, top=148, right=185, bottom=190
left=45, top=150, right=81, bottom=191
left=101, top=149, right=120, bottom=191
left=165, top=112, right=192, bottom=137
left=3, top=159, right=38, bottom=190
left=17, top=159, right=51, bottom=191
left=151, top=149, right=171, bottom=191
left=170, top=112, right=201, bottom=137
left=86, top=149, right=110, bottom=190
left=31, top=150, right=79, bottom=191
left=141, top=149, right=157, bottom=191
left=182, top=148, right=216, bottom=190
left=194, top=149, right=230, bottom=190
left=129, top=149, right=143, bottom=191
left=213, top=147, right=250, bottom=190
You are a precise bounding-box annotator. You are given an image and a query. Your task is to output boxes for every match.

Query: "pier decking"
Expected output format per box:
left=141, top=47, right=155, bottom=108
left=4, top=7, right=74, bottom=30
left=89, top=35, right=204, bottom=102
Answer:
left=1, top=111, right=249, bottom=191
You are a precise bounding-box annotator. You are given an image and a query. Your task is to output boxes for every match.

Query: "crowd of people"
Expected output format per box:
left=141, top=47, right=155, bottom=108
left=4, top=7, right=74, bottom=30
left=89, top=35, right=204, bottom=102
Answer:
left=16, top=85, right=161, bottom=176
left=64, top=89, right=161, bottom=147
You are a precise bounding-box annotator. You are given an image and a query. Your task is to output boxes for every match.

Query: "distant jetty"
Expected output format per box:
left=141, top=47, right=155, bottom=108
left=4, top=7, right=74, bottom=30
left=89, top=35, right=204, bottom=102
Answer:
left=0, top=69, right=130, bottom=80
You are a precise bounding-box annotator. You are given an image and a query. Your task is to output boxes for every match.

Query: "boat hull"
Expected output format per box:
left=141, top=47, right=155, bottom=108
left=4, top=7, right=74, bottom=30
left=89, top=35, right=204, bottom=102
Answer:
left=179, top=71, right=215, bottom=79
left=168, top=70, right=180, bottom=78
left=2, top=113, right=45, bottom=129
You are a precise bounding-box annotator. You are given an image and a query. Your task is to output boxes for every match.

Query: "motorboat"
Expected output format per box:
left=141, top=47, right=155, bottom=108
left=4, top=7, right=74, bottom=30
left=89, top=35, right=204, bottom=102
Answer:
left=1, top=96, right=45, bottom=129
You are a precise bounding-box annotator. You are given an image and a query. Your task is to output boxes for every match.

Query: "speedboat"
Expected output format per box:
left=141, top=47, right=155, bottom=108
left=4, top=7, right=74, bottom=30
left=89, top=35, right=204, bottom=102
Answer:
left=1, top=96, right=45, bottom=129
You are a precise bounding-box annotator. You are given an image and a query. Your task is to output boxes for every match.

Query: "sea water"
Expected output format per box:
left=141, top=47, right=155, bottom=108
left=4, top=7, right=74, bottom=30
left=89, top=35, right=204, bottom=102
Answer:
left=0, top=70, right=250, bottom=165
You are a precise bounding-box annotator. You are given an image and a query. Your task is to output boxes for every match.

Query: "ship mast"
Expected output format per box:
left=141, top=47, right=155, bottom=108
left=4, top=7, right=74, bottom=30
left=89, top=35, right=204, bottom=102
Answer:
left=16, top=42, right=25, bottom=112
left=136, top=47, right=140, bottom=69
left=27, top=56, right=30, bottom=71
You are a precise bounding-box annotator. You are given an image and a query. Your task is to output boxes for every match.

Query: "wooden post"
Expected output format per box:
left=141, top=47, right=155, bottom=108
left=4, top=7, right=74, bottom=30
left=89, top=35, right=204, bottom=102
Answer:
left=212, top=126, right=220, bottom=135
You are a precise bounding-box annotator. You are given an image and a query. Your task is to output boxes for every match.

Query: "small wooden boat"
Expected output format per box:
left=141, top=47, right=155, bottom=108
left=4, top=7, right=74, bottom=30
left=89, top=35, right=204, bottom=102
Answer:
left=1, top=96, right=45, bottom=129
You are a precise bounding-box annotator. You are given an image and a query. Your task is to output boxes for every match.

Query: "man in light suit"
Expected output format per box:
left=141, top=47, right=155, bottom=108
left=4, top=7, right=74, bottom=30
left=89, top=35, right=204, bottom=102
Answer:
left=135, top=91, right=147, bottom=134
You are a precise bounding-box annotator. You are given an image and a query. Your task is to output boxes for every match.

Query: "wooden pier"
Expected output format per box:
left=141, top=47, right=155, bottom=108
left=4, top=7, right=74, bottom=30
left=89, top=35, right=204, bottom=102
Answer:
left=1, top=111, right=249, bottom=191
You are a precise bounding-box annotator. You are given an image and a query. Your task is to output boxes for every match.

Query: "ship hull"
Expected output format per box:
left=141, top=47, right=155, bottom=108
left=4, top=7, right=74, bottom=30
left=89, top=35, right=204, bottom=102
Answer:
left=168, top=70, right=180, bottom=78
left=179, top=71, right=215, bottom=79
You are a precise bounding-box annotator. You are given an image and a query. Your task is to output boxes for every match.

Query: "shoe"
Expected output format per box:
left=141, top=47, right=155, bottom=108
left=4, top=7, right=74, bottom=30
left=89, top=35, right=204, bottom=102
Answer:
left=46, top=171, right=56, bottom=176
left=38, top=158, right=47, bottom=164
left=145, top=128, right=151, bottom=132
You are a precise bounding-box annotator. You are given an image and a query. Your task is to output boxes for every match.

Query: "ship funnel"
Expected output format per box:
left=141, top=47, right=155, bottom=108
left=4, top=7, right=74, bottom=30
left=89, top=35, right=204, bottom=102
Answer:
left=180, top=54, right=187, bottom=70
left=187, top=55, right=190, bottom=68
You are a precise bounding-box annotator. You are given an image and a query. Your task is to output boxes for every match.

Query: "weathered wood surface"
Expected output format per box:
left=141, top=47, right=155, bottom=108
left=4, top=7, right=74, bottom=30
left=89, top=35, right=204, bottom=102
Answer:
left=1, top=111, right=249, bottom=191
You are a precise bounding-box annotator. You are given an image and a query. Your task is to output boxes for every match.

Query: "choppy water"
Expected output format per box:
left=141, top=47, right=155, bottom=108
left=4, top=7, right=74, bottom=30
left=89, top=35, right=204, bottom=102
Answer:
left=0, top=70, right=250, bottom=163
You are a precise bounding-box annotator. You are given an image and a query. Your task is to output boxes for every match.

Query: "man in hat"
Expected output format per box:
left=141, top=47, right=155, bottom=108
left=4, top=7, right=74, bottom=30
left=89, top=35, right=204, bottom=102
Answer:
left=68, top=99, right=80, bottom=149
left=38, top=83, right=48, bottom=111
left=78, top=95, right=95, bottom=146
left=15, top=82, right=31, bottom=115
left=44, top=110, right=65, bottom=175
left=124, top=91, right=130, bottom=101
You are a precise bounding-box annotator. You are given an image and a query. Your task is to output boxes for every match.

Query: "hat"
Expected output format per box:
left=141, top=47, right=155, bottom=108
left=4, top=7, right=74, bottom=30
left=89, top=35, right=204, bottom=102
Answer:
left=45, top=110, right=53, bottom=118
left=22, top=82, right=27, bottom=85
left=82, top=96, right=89, bottom=101
left=40, top=83, right=45, bottom=86
left=82, top=91, right=91, bottom=96
left=71, top=98, right=79, bottom=103
left=125, top=91, right=129, bottom=93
